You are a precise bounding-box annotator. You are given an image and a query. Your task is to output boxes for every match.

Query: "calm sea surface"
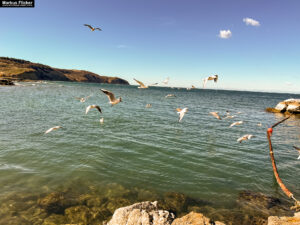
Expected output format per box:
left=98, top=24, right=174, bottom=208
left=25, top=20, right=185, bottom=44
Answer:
left=0, top=81, right=299, bottom=224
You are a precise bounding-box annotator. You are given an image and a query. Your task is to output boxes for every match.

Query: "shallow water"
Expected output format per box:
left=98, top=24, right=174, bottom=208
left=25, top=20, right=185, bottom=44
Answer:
left=0, top=81, right=299, bottom=224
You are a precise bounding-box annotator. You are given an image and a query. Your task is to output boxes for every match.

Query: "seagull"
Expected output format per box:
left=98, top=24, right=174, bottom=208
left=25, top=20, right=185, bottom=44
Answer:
left=293, top=146, right=300, bottom=159
left=163, top=77, right=170, bottom=85
left=45, top=126, right=62, bottom=134
left=224, top=115, right=235, bottom=119
left=191, top=85, right=196, bottom=89
left=176, top=108, right=188, bottom=122
left=100, top=89, right=122, bottom=106
left=230, top=121, right=243, bottom=127
left=210, top=112, right=222, bottom=120
left=100, top=118, right=104, bottom=124
left=237, top=134, right=254, bottom=143
left=133, top=78, right=148, bottom=88
left=165, top=94, right=176, bottom=98
left=84, top=24, right=102, bottom=31
left=203, top=75, right=218, bottom=88
left=257, top=123, right=262, bottom=127
left=145, top=104, right=152, bottom=108
left=75, top=95, right=91, bottom=103
left=86, top=105, right=102, bottom=114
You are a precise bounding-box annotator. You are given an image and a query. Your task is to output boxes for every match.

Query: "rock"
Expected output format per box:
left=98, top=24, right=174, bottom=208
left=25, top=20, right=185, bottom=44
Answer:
left=268, top=212, right=300, bottom=225
left=275, top=102, right=287, bottom=112
left=38, top=192, right=76, bottom=214
left=65, top=205, right=92, bottom=224
left=171, top=211, right=226, bottom=225
left=106, top=201, right=175, bottom=225
left=286, top=102, right=300, bottom=113
left=267, top=99, right=300, bottom=114
left=0, top=79, right=14, bottom=85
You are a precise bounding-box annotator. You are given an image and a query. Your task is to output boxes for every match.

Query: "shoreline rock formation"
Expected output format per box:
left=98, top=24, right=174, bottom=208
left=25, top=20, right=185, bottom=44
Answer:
left=0, top=57, right=129, bottom=85
left=266, top=99, right=300, bottom=114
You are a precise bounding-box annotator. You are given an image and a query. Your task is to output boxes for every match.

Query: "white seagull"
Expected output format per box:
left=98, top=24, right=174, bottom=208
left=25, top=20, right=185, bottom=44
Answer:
left=45, top=126, right=62, bottom=134
left=165, top=94, right=176, bottom=98
left=237, top=134, right=254, bottom=143
left=203, top=75, right=218, bottom=88
left=176, top=108, right=188, bottom=122
left=230, top=121, right=243, bottom=127
left=133, top=78, right=148, bottom=88
left=163, top=77, right=170, bottom=85
left=293, top=146, right=300, bottom=159
left=100, top=89, right=122, bottom=106
left=100, top=118, right=104, bottom=124
left=145, top=104, right=152, bottom=108
left=84, top=24, right=102, bottom=31
left=86, top=105, right=102, bottom=114
left=210, top=112, right=222, bottom=120
left=75, top=95, right=91, bottom=103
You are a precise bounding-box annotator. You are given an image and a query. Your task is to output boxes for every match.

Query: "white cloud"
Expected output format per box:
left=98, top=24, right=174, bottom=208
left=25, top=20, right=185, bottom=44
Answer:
left=243, top=17, right=260, bottom=26
left=218, top=30, right=232, bottom=39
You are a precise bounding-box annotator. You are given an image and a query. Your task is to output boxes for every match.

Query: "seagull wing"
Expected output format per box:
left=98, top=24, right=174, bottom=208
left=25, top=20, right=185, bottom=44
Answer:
left=163, top=77, right=169, bottom=84
left=210, top=112, right=221, bottom=120
left=86, top=105, right=92, bottom=114
left=100, top=89, right=116, bottom=102
left=176, top=108, right=182, bottom=112
left=84, top=24, right=93, bottom=30
left=293, top=146, right=300, bottom=151
left=95, top=105, right=102, bottom=113
left=45, top=127, right=54, bottom=134
left=214, top=75, right=218, bottom=82
left=95, top=28, right=102, bottom=31
left=133, top=78, right=146, bottom=87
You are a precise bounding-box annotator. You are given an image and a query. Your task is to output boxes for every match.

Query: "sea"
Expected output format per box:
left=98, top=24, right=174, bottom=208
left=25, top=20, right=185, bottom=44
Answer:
left=0, top=81, right=299, bottom=224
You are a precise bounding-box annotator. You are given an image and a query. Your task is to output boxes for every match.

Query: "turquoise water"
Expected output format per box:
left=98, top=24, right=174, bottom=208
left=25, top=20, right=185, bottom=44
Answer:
left=0, top=81, right=299, bottom=223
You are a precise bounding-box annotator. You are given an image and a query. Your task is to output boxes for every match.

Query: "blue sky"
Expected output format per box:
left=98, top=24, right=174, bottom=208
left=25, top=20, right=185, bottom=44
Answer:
left=0, top=0, right=299, bottom=93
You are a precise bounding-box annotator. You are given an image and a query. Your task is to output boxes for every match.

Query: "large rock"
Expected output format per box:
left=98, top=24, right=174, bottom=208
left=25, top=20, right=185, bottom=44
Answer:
left=106, top=201, right=175, bottom=225
left=171, top=211, right=226, bottom=225
left=267, top=99, right=300, bottom=114
left=268, top=212, right=300, bottom=225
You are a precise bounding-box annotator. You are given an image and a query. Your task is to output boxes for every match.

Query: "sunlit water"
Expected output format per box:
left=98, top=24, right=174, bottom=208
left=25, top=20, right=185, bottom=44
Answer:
left=0, top=81, right=299, bottom=224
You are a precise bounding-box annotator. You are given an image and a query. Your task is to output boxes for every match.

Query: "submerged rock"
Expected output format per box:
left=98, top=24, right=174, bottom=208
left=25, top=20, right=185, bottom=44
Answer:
left=106, top=201, right=175, bottom=225
left=0, top=79, right=14, bottom=85
left=171, top=211, right=226, bottom=225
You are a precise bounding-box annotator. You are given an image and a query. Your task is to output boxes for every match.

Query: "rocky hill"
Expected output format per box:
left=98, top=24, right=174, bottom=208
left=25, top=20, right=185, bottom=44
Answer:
left=0, top=57, right=129, bottom=85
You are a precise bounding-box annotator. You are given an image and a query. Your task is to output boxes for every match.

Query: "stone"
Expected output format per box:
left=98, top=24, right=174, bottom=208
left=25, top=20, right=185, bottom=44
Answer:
left=65, top=205, right=91, bottom=224
left=275, top=102, right=287, bottom=112
left=286, top=102, right=300, bottom=113
left=106, top=201, right=175, bottom=225
left=268, top=212, right=300, bottom=225
left=171, top=211, right=226, bottom=225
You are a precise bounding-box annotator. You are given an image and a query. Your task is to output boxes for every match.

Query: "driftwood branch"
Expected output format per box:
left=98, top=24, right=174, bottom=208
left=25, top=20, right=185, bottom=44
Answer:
left=267, top=116, right=300, bottom=211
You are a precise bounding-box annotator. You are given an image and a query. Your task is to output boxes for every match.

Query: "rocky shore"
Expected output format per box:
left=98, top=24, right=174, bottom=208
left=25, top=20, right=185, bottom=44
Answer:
left=0, top=57, right=129, bottom=85
left=0, top=182, right=296, bottom=225
left=266, top=99, right=300, bottom=114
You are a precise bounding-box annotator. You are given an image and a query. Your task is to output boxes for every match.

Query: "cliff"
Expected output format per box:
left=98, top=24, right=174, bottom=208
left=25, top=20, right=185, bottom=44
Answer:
left=0, top=57, right=129, bottom=85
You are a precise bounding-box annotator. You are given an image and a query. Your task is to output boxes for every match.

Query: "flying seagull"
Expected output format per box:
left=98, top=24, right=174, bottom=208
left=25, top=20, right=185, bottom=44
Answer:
left=75, top=95, right=91, bottom=103
left=133, top=78, right=148, bottom=88
left=45, top=126, right=62, bottom=134
left=84, top=24, right=102, bottom=31
left=293, top=146, right=300, bottom=159
left=237, top=134, right=254, bottom=143
left=100, top=89, right=122, bottom=106
left=86, top=105, right=102, bottom=114
left=176, top=108, right=188, bottom=122
left=165, top=94, right=176, bottom=98
left=210, top=112, right=222, bottom=120
left=230, top=121, right=243, bottom=127
left=203, top=75, right=218, bottom=88
left=163, top=77, right=170, bottom=85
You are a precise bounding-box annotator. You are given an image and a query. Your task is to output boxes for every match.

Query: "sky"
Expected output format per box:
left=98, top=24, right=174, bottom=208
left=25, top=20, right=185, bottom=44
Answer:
left=0, top=0, right=300, bottom=93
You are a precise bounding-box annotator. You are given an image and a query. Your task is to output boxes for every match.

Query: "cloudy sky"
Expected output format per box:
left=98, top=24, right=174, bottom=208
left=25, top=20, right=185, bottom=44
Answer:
left=0, top=0, right=299, bottom=93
